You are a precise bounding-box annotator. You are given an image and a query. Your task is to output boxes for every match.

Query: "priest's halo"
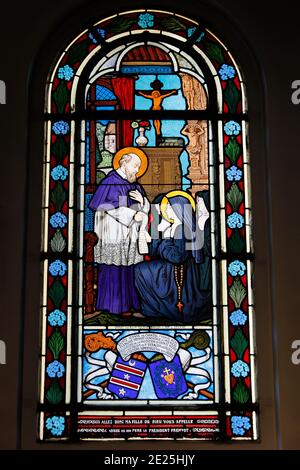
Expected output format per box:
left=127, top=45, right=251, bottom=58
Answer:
left=113, top=146, right=149, bottom=178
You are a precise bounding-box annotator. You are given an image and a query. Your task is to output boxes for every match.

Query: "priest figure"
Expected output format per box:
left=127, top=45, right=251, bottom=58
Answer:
left=89, top=147, right=150, bottom=315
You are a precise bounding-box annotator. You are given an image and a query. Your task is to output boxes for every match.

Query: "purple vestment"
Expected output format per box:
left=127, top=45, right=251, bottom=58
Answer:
left=89, top=170, right=145, bottom=314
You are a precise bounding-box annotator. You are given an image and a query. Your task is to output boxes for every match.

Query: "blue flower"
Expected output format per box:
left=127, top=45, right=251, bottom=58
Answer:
left=138, top=13, right=155, bottom=29
left=226, top=165, right=242, bottom=181
left=45, top=416, right=65, bottom=436
left=230, top=309, right=247, bottom=326
left=219, top=64, right=236, bottom=80
left=52, top=121, right=70, bottom=135
left=49, top=260, right=67, bottom=277
left=224, top=121, right=241, bottom=136
left=195, top=32, right=205, bottom=43
left=48, top=309, right=66, bottom=327
left=88, top=33, right=98, bottom=44
left=231, top=416, right=251, bottom=436
left=227, top=212, right=244, bottom=229
left=46, top=360, right=65, bottom=378
left=50, top=212, right=67, bottom=229
left=228, top=260, right=246, bottom=277
left=51, top=165, right=68, bottom=181
left=57, top=65, right=74, bottom=81
left=187, top=27, right=197, bottom=37
left=89, top=28, right=106, bottom=43
left=97, top=28, right=105, bottom=38
left=231, top=360, right=250, bottom=378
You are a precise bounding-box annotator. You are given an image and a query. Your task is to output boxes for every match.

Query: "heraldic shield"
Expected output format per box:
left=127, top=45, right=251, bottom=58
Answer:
left=149, top=355, right=188, bottom=399
left=107, top=355, right=147, bottom=399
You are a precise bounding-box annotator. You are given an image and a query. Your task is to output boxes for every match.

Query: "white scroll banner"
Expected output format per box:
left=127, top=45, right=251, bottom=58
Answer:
left=117, top=333, right=179, bottom=362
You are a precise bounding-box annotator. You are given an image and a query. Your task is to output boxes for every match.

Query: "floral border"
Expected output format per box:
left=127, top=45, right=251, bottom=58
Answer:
left=41, top=9, right=255, bottom=440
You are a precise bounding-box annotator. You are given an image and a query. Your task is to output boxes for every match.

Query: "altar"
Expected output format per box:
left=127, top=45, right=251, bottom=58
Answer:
left=138, top=146, right=183, bottom=202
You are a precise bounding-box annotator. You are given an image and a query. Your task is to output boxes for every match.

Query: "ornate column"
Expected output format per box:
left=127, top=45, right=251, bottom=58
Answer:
left=180, top=73, right=207, bottom=110
left=182, top=120, right=209, bottom=195
left=180, top=73, right=208, bottom=195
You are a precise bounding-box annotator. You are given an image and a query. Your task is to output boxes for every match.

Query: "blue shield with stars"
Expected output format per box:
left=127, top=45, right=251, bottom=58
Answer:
left=149, top=355, right=188, bottom=399
left=108, top=356, right=147, bottom=399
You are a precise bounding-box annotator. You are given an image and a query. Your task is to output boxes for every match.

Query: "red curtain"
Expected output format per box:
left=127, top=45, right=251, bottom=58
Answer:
left=111, top=77, right=135, bottom=147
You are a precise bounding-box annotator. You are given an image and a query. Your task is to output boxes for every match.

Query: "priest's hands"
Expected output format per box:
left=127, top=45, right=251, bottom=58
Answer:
left=145, top=231, right=152, bottom=243
left=129, top=190, right=144, bottom=205
left=134, top=211, right=146, bottom=222
left=134, top=211, right=151, bottom=253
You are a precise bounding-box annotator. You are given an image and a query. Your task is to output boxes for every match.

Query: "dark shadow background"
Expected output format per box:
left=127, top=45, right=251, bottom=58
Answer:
left=0, top=0, right=300, bottom=450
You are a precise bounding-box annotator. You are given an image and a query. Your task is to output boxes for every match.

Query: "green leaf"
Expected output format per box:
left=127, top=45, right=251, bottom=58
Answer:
left=224, top=80, right=239, bottom=114
left=233, top=379, right=250, bottom=403
left=206, top=42, right=224, bottom=64
left=48, top=280, right=65, bottom=309
left=49, top=331, right=64, bottom=360
left=96, top=170, right=106, bottom=185
left=46, top=380, right=63, bottom=404
left=225, top=139, right=240, bottom=164
left=108, top=17, right=136, bottom=33
left=68, top=41, right=88, bottom=64
left=52, top=137, right=67, bottom=161
left=50, top=183, right=66, bottom=211
left=229, top=279, right=246, bottom=308
left=53, top=81, right=68, bottom=114
left=99, top=150, right=113, bottom=168
left=231, top=329, right=248, bottom=359
left=158, top=17, right=186, bottom=32
left=227, top=183, right=243, bottom=211
left=228, top=229, right=246, bottom=254
left=50, top=230, right=66, bottom=253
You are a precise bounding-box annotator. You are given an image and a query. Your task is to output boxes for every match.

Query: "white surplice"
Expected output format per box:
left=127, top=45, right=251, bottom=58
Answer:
left=93, top=168, right=150, bottom=266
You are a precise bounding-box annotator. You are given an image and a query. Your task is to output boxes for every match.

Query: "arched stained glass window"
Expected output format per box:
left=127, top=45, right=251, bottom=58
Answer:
left=40, top=9, right=257, bottom=441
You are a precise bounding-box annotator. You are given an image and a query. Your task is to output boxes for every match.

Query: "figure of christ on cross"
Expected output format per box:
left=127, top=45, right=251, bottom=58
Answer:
left=136, top=79, right=178, bottom=144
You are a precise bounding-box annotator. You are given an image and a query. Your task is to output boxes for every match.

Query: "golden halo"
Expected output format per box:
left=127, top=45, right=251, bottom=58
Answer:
left=113, top=147, right=148, bottom=178
left=160, top=190, right=196, bottom=222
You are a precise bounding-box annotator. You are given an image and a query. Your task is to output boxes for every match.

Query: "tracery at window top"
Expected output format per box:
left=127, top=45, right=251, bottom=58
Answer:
left=40, top=9, right=257, bottom=441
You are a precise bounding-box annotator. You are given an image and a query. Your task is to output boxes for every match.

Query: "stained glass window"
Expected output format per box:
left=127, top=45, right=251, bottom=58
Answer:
left=40, top=9, right=257, bottom=441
